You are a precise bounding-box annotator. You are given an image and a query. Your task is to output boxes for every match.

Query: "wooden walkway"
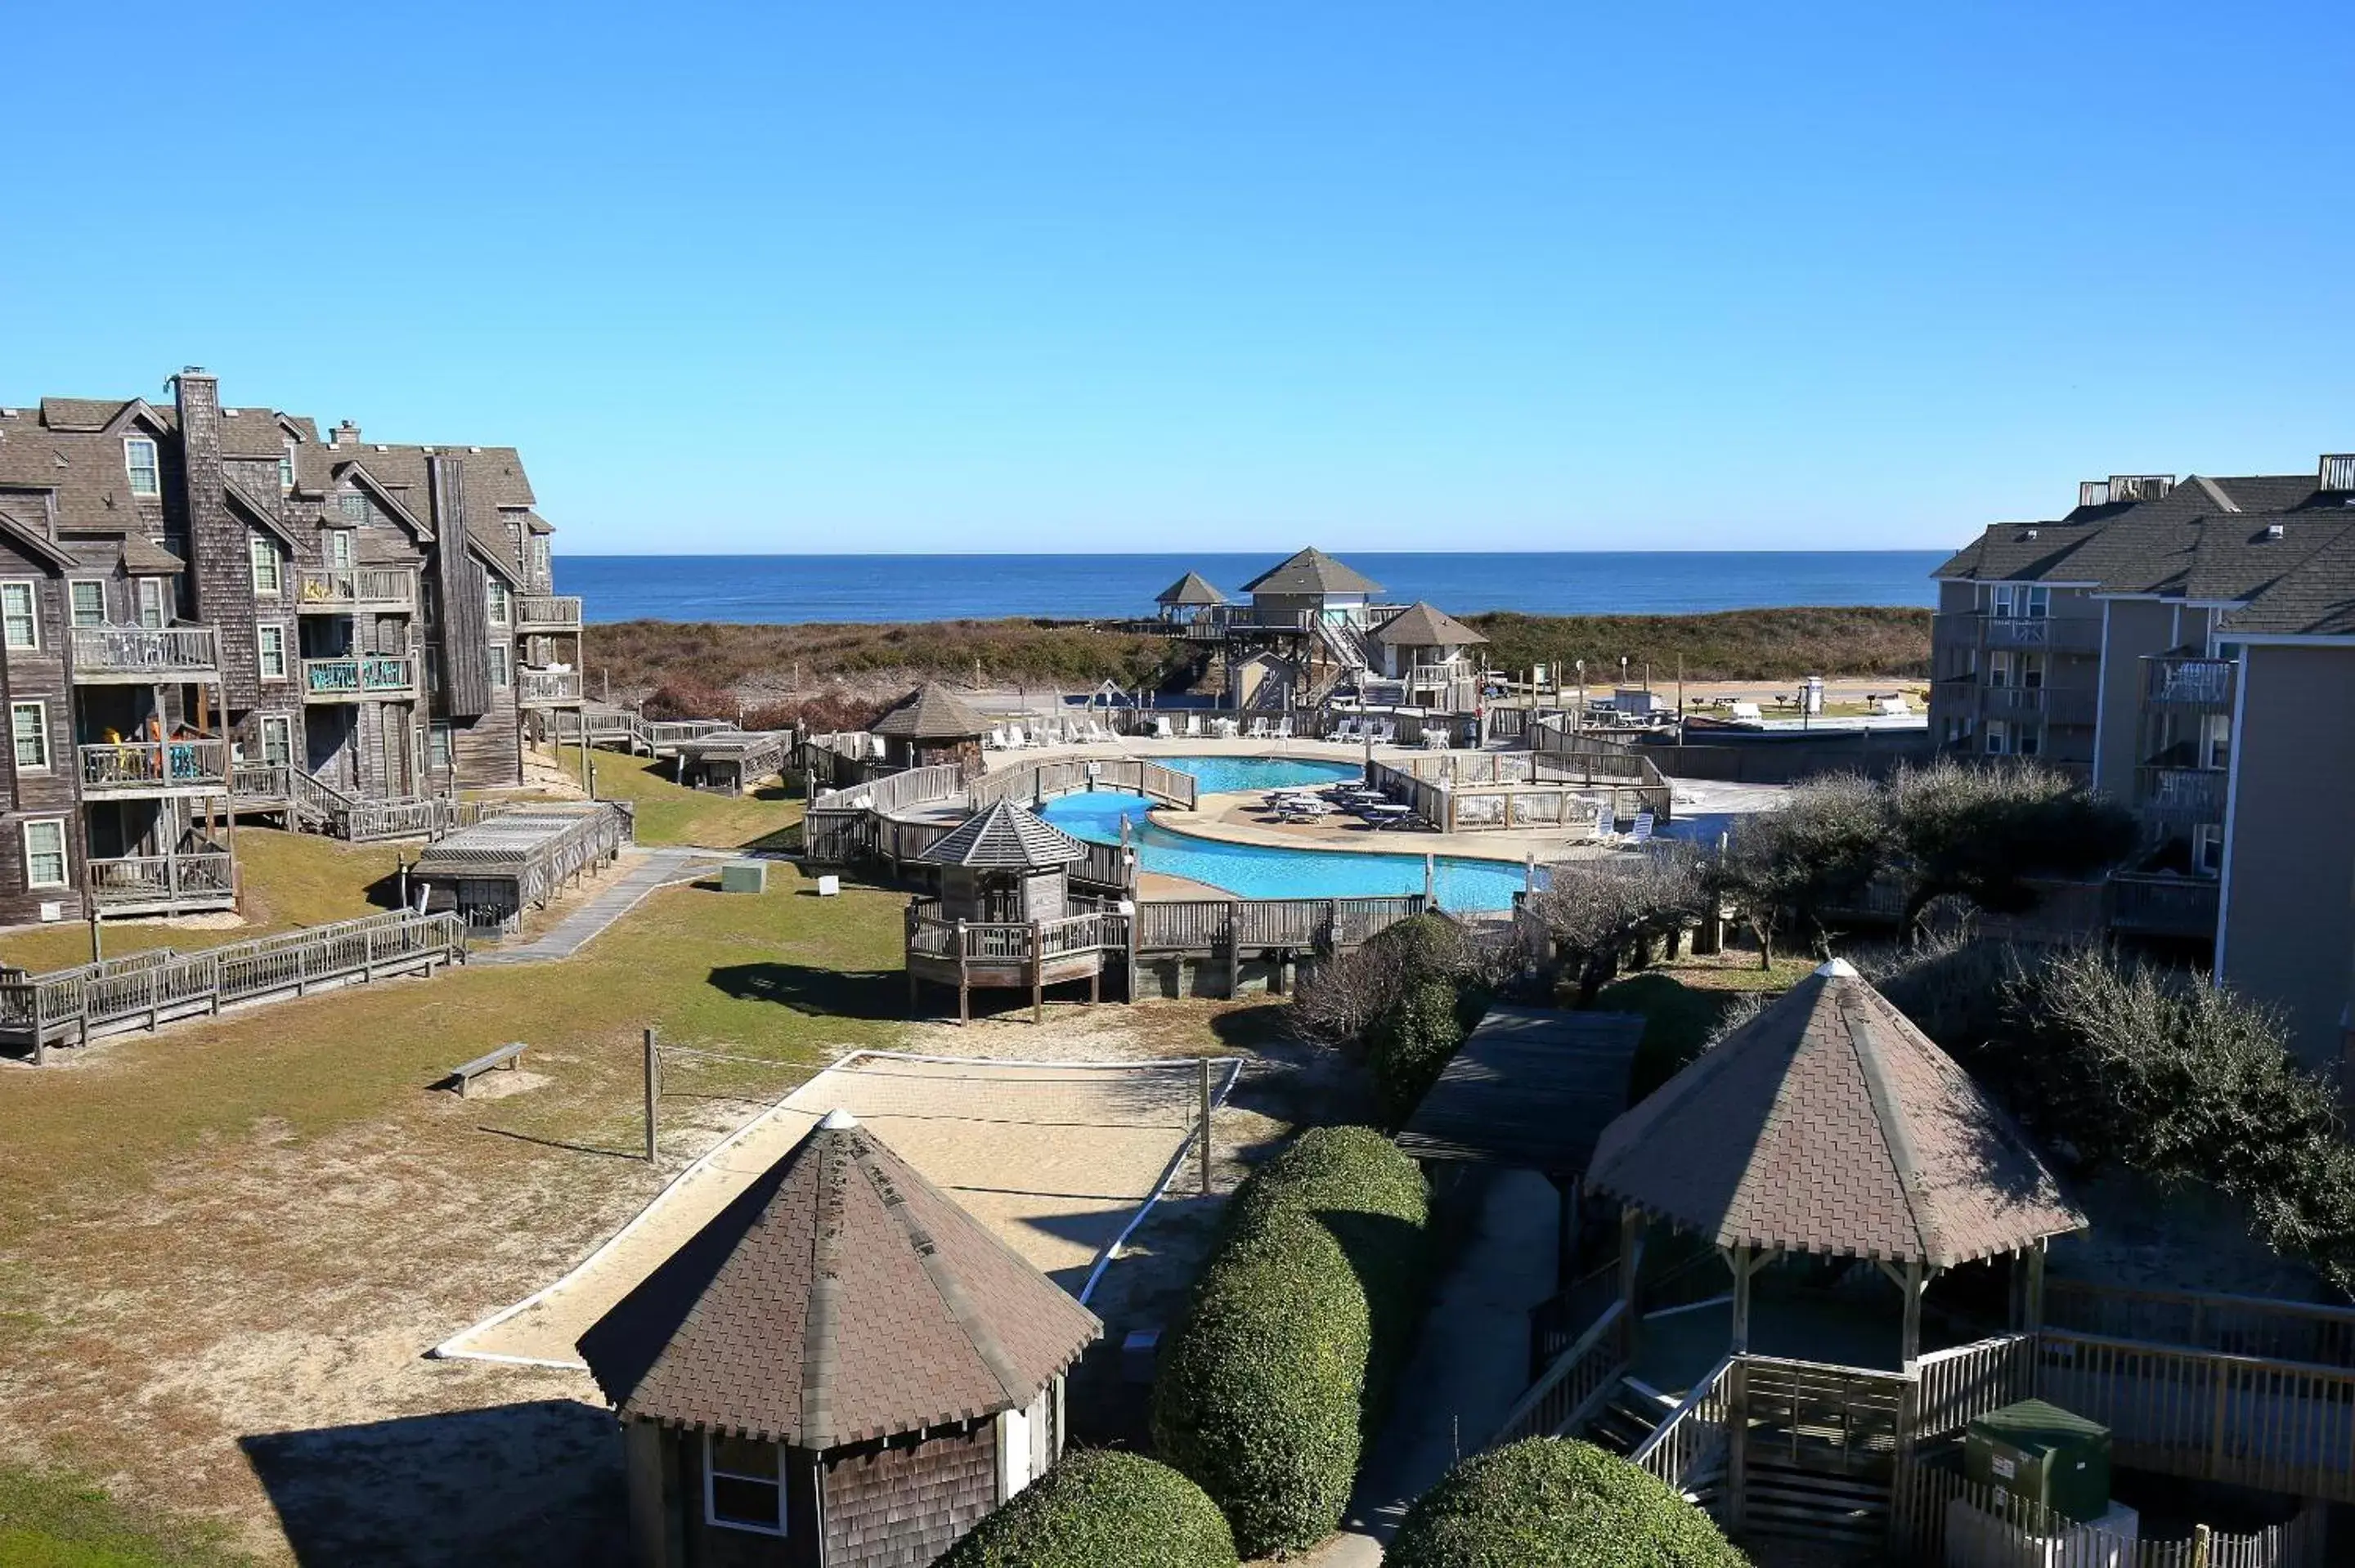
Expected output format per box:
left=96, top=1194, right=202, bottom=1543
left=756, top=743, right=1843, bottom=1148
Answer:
left=473, top=848, right=726, bottom=965
left=1394, top=1006, right=1647, bottom=1172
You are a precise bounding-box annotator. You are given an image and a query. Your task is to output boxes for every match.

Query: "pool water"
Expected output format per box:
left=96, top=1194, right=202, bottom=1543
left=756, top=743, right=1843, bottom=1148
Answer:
left=1160, top=755, right=1364, bottom=796
left=1039, top=790, right=1536, bottom=911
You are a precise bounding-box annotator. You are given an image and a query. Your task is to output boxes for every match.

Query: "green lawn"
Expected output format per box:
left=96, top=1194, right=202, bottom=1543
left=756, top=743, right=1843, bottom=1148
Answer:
left=0, top=1467, right=249, bottom=1567
left=1598, top=950, right=1812, bottom=1100
left=551, top=746, right=803, bottom=850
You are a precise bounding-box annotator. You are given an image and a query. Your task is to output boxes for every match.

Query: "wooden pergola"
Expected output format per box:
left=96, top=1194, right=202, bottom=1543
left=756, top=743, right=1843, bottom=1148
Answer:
left=1586, top=957, right=2087, bottom=1368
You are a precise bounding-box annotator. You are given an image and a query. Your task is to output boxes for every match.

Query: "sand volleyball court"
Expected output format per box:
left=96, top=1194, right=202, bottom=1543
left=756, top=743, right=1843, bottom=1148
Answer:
left=435, top=1050, right=1238, bottom=1369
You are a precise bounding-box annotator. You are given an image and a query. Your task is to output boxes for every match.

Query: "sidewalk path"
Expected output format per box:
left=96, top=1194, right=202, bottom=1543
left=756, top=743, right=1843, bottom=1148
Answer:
left=471, top=847, right=729, bottom=965
left=1304, top=1165, right=1562, bottom=1566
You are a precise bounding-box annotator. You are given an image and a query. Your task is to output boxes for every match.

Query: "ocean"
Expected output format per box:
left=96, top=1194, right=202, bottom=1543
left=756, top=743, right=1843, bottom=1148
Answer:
left=552, top=550, right=1944, bottom=625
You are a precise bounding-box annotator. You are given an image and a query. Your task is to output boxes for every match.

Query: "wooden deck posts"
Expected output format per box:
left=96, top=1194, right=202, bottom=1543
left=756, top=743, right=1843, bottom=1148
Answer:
left=956, top=920, right=970, bottom=1024
left=1720, top=1241, right=1777, bottom=1537
left=1030, top=920, right=1045, bottom=1024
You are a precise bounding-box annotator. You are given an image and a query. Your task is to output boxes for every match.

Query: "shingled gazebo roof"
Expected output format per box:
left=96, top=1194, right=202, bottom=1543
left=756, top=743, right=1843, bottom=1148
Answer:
left=917, top=800, right=1087, bottom=869
left=868, top=682, right=989, bottom=740
left=1586, top=960, right=2084, bottom=1270
left=1371, top=601, right=1487, bottom=647
left=1155, top=571, right=1227, bottom=607
left=576, top=1109, right=1101, bottom=1449
left=1240, top=547, right=1383, bottom=596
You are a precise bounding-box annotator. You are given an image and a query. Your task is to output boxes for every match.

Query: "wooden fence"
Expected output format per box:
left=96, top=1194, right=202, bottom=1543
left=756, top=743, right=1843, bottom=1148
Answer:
left=1890, top=1460, right=2328, bottom=1567
left=1487, top=1301, right=1627, bottom=1447
left=1913, top=1333, right=2037, bottom=1440
left=1133, top=895, right=1427, bottom=952
left=969, top=757, right=1197, bottom=811
left=0, top=909, right=466, bottom=1061
left=2046, top=1279, right=2355, bottom=1370
left=1366, top=746, right=1672, bottom=831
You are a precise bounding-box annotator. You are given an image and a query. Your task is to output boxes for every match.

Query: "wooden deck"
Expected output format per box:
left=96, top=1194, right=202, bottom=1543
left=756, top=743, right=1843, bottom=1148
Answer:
left=0, top=909, right=466, bottom=1061
left=1393, top=1005, right=1646, bottom=1172
left=411, top=802, right=633, bottom=933
left=904, top=899, right=1125, bottom=1022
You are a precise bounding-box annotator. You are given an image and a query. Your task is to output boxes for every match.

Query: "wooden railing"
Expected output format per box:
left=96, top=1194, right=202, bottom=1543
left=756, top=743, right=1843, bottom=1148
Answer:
left=0, top=908, right=465, bottom=1059
left=1487, top=1301, right=1627, bottom=1447
left=1630, top=1354, right=1735, bottom=1499
left=2144, top=655, right=2236, bottom=709
left=345, top=796, right=456, bottom=841
left=1891, top=1457, right=2328, bottom=1567
left=904, top=904, right=1129, bottom=963
left=1133, top=895, right=1427, bottom=952
left=303, top=654, right=415, bottom=697
left=87, top=850, right=235, bottom=908
left=2137, top=765, right=2227, bottom=823
left=2110, top=872, right=2221, bottom=938
left=231, top=759, right=290, bottom=800
left=78, top=738, right=229, bottom=793
left=518, top=594, right=583, bottom=628
left=970, top=758, right=1197, bottom=811
left=518, top=668, right=581, bottom=705
left=1737, top=1354, right=1911, bottom=1473
left=813, top=764, right=962, bottom=818
left=70, top=625, right=218, bottom=677
left=2047, top=1279, right=2355, bottom=1371
left=1912, top=1333, right=2036, bottom=1440
left=2034, top=1328, right=2355, bottom=1501
left=294, top=567, right=416, bottom=610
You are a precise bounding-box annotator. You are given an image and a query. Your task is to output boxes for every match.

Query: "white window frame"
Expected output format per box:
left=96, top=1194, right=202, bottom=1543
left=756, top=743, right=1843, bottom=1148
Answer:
left=325, top=528, right=356, bottom=571
left=1, top=580, right=38, bottom=651
left=251, top=536, right=281, bottom=595
left=486, top=579, right=511, bottom=625
left=2194, top=825, right=2224, bottom=876
left=487, top=643, right=511, bottom=688
left=21, top=818, right=68, bottom=889
left=2015, top=722, right=2043, bottom=758
left=11, top=700, right=49, bottom=772
left=136, top=577, right=167, bottom=629
left=259, top=715, right=292, bottom=766
left=123, top=437, right=160, bottom=498
left=337, top=491, right=368, bottom=523
left=280, top=441, right=297, bottom=493
left=68, top=578, right=108, bottom=629
left=428, top=723, right=453, bottom=772
left=258, top=624, right=287, bottom=681
left=1984, top=719, right=2009, bottom=756
left=702, top=1431, right=787, bottom=1537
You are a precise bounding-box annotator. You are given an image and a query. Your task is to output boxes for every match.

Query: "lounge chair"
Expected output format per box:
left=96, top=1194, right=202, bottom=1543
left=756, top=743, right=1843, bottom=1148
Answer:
left=1593, top=805, right=1616, bottom=841
left=1276, top=716, right=1292, bottom=739
left=1332, top=717, right=1360, bottom=742
left=1626, top=811, right=1655, bottom=846
left=986, top=726, right=1008, bottom=750
left=1247, top=716, right=1271, bottom=739
left=1004, top=724, right=1028, bottom=749
left=1154, top=717, right=1175, bottom=741
left=1183, top=715, right=1203, bottom=739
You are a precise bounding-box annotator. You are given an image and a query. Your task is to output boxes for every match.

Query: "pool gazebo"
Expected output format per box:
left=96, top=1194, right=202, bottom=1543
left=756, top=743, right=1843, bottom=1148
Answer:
left=869, top=682, right=990, bottom=777
left=1154, top=570, right=1226, bottom=626
left=904, top=800, right=1124, bottom=1023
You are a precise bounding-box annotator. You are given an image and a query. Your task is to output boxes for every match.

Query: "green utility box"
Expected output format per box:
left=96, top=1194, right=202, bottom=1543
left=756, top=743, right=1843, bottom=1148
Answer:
left=720, top=861, right=767, bottom=894
left=1964, top=1399, right=2111, bottom=1524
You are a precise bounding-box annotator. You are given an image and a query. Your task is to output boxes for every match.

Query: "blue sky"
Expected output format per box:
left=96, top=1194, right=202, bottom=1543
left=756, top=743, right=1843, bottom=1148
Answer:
left=7, top=2, right=2349, bottom=554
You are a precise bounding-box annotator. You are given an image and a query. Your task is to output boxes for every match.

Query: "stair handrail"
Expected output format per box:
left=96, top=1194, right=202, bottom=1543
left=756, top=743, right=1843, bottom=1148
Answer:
left=1485, top=1298, right=1627, bottom=1449
left=1629, top=1351, right=1737, bottom=1488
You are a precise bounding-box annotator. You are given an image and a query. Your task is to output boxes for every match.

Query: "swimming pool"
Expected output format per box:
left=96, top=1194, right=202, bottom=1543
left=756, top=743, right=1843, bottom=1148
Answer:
left=1039, top=790, right=1536, bottom=911
left=1160, top=755, right=1364, bottom=795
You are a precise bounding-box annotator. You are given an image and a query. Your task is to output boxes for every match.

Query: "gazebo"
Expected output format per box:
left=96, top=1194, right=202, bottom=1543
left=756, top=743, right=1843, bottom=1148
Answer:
left=578, top=1107, right=1101, bottom=1568
left=1368, top=601, right=1489, bottom=708
left=1154, top=570, right=1226, bottom=625
left=904, top=801, right=1117, bottom=1022
left=1586, top=957, right=2087, bottom=1369
left=869, top=682, right=990, bottom=777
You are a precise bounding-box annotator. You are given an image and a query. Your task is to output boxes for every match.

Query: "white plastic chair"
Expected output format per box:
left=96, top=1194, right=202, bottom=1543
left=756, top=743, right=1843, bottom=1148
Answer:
left=1247, top=717, right=1271, bottom=739
left=986, top=726, right=1008, bottom=750
left=1184, top=715, right=1203, bottom=738
left=1593, top=804, right=1616, bottom=840
left=1154, top=717, right=1174, bottom=740
left=1005, top=724, right=1028, bottom=749
left=1628, top=811, right=1656, bottom=846
left=1276, top=716, right=1292, bottom=739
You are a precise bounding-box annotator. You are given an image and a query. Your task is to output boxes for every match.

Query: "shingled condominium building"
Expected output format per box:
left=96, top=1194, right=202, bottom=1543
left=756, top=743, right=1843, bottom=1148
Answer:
left=0, top=369, right=583, bottom=925
left=1931, top=455, right=2355, bottom=1079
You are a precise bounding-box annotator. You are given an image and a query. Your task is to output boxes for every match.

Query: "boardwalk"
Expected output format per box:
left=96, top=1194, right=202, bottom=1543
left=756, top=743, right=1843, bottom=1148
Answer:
left=472, top=847, right=728, bottom=965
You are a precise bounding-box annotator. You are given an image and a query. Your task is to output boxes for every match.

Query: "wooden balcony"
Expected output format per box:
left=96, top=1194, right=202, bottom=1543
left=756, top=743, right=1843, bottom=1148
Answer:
left=517, top=594, right=582, bottom=632
left=78, top=738, right=230, bottom=797
left=2109, top=871, right=2220, bottom=939
left=294, top=567, right=417, bottom=614
left=1977, top=683, right=2098, bottom=727
left=69, top=625, right=219, bottom=683
left=2143, top=655, right=2235, bottom=710
left=518, top=668, right=583, bottom=706
left=1980, top=614, right=2102, bottom=652
left=303, top=655, right=417, bottom=701
left=87, top=847, right=236, bottom=916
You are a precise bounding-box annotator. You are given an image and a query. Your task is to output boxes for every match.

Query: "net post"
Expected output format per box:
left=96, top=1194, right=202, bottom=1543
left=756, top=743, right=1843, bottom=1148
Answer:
left=1199, top=1055, right=1214, bottom=1196
left=644, top=1026, right=660, bottom=1163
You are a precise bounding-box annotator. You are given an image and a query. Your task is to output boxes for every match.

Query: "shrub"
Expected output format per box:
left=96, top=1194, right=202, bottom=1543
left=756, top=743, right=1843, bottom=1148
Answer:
left=935, top=1449, right=1236, bottom=1568
left=1290, top=912, right=1504, bottom=1047
left=640, top=677, right=737, bottom=722
left=1151, top=1127, right=1434, bottom=1557
left=1886, top=759, right=2135, bottom=938
left=1370, top=977, right=1472, bottom=1127
left=1387, top=1438, right=1750, bottom=1568
left=1529, top=847, right=1708, bottom=1003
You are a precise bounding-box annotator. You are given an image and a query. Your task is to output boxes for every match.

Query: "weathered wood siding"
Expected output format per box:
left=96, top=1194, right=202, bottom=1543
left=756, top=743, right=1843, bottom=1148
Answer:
left=427, top=457, right=492, bottom=720
left=174, top=372, right=262, bottom=708
left=0, top=552, right=84, bottom=924
left=449, top=704, right=523, bottom=791
left=822, top=1424, right=996, bottom=1568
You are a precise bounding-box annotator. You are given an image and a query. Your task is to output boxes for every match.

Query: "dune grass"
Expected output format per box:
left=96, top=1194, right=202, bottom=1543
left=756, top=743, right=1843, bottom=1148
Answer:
left=552, top=746, right=804, bottom=850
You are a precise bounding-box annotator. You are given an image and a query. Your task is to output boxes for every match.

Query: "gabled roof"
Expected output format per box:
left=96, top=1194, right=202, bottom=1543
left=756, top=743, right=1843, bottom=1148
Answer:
left=116, top=532, right=185, bottom=575
left=1240, top=547, right=1383, bottom=596
left=1586, top=960, right=2084, bottom=1269
left=0, top=504, right=75, bottom=572
left=1155, top=571, right=1226, bottom=607
left=1371, top=600, right=1487, bottom=647
left=222, top=480, right=302, bottom=550
left=576, top=1110, right=1100, bottom=1449
left=868, top=681, right=989, bottom=739
left=917, top=800, right=1086, bottom=870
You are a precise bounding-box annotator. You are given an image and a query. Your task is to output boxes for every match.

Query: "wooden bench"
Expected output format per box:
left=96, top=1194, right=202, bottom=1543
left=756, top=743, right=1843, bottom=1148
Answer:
left=445, top=1041, right=527, bottom=1095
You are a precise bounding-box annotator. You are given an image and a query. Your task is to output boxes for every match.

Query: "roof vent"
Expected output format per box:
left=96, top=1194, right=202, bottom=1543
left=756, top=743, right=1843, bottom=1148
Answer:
left=2264, top=522, right=2286, bottom=541
left=222, top=407, right=241, bottom=417
left=2321, top=455, right=2355, bottom=492
left=2079, top=481, right=2110, bottom=508
left=1815, top=957, right=1858, bottom=979
left=818, top=1108, right=860, bottom=1130
left=2024, top=529, right=2040, bottom=540
left=2110, top=474, right=2176, bottom=504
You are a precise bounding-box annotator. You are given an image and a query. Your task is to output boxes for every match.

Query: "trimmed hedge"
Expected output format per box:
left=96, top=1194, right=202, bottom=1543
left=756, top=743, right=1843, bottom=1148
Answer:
left=1388, top=1438, right=1750, bottom=1568
left=1370, top=976, right=1481, bottom=1128
left=1151, top=1127, right=1433, bottom=1557
left=934, top=1449, right=1236, bottom=1568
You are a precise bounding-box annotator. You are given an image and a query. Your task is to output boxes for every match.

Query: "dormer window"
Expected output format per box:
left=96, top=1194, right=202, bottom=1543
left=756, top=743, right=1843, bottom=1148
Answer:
left=337, top=492, right=367, bottom=523
left=124, top=437, right=160, bottom=497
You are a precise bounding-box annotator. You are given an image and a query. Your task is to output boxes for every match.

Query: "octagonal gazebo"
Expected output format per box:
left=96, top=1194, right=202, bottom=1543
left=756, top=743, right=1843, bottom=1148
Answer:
left=904, top=800, right=1120, bottom=1023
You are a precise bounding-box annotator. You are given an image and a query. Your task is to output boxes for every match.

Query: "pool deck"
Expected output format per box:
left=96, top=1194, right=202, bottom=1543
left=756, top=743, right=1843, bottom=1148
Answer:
left=1159, top=788, right=1622, bottom=867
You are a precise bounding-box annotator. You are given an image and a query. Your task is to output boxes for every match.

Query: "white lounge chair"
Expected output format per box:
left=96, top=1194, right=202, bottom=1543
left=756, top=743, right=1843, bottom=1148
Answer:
left=1369, top=720, right=1396, bottom=745
left=1276, top=716, right=1292, bottom=739
left=1593, top=805, right=1616, bottom=841
left=986, top=726, right=1008, bottom=750
left=1626, top=811, right=1655, bottom=846
left=1005, top=723, right=1028, bottom=749
left=1247, top=716, right=1272, bottom=739
left=1154, top=716, right=1175, bottom=741
left=1332, top=718, right=1359, bottom=742
left=1183, top=714, right=1203, bottom=739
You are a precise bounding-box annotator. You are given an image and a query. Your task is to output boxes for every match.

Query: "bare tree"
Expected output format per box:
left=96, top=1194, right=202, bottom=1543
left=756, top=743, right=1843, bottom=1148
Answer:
left=1529, top=845, right=1708, bottom=1006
